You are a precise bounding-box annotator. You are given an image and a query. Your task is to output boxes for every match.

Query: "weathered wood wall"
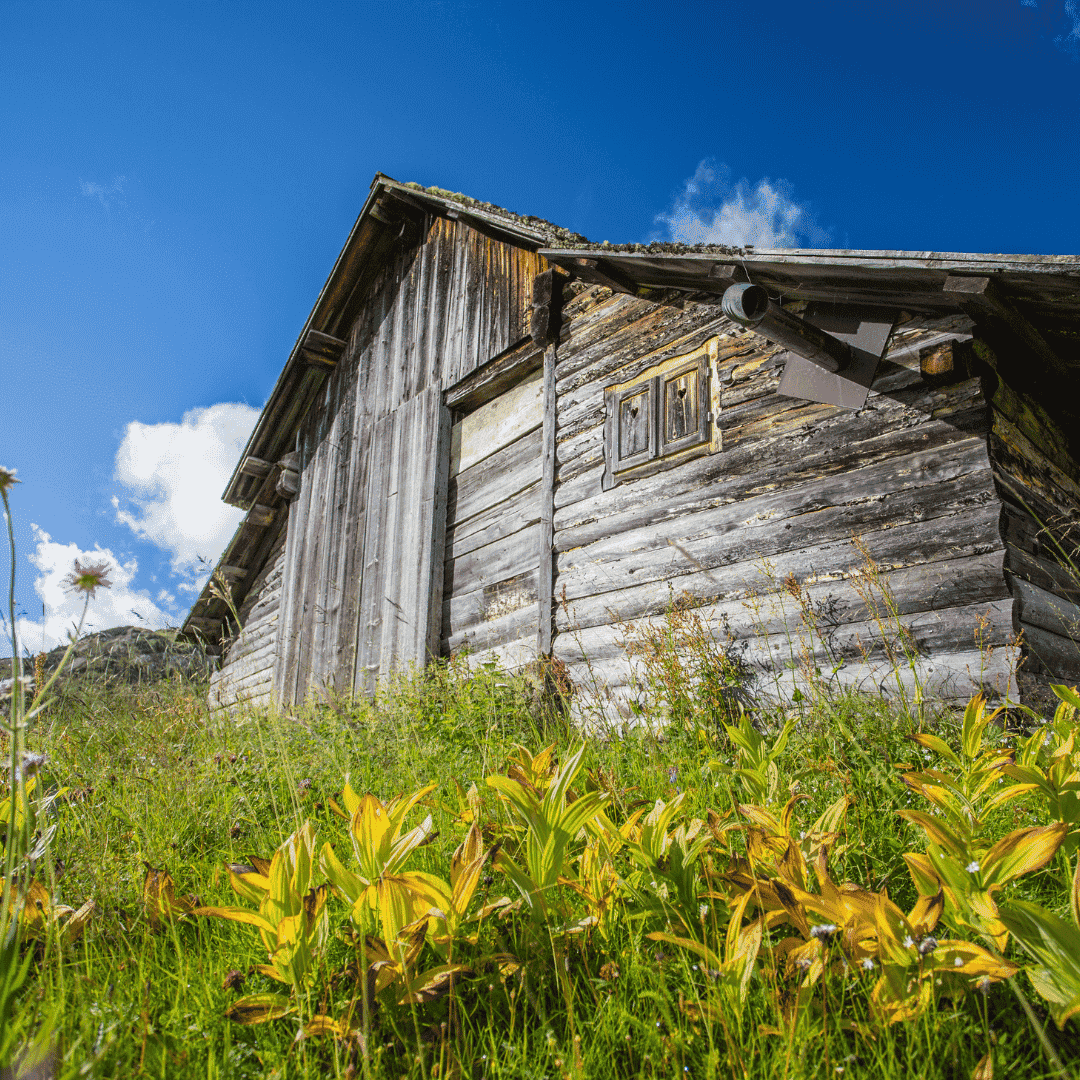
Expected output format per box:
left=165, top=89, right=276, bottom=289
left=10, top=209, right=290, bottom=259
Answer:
left=442, top=366, right=544, bottom=668
left=982, top=346, right=1080, bottom=682
left=550, top=285, right=1015, bottom=712
left=209, top=528, right=287, bottom=711
left=267, top=214, right=545, bottom=704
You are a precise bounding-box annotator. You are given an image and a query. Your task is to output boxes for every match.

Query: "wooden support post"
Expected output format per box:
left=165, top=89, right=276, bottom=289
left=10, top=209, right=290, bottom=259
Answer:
left=425, top=403, right=453, bottom=664
left=530, top=269, right=566, bottom=346
left=537, top=343, right=558, bottom=657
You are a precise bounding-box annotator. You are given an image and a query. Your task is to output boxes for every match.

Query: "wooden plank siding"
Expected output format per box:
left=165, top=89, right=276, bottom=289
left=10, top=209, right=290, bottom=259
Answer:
left=210, top=530, right=288, bottom=711
left=550, top=287, right=1016, bottom=712
left=263, top=214, right=545, bottom=704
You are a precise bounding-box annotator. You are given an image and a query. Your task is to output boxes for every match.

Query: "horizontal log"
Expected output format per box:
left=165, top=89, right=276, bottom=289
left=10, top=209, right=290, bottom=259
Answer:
left=448, top=427, right=542, bottom=527
left=301, top=329, right=347, bottom=368
left=239, top=456, right=273, bottom=478
left=558, top=549, right=1008, bottom=637
left=556, top=597, right=1012, bottom=672
left=450, top=635, right=536, bottom=674
left=445, top=568, right=539, bottom=636
left=446, top=479, right=541, bottom=561
left=555, top=447, right=997, bottom=602
left=1009, top=576, right=1080, bottom=640
left=450, top=366, right=543, bottom=475
left=554, top=378, right=989, bottom=518
left=247, top=504, right=275, bottom=528
left=557, top=643, right=1015, bottom=716
left=556, top=435, right=992, bottom=557
left=444, top=523, right=541, bottom=601
left=445, top=338, right=543, bottom=411
left=1020, top=622, right=1080, bottom=680
left=444, top=598, right=538, bottom=654
left=1003, top=544, right=1080, bottom=605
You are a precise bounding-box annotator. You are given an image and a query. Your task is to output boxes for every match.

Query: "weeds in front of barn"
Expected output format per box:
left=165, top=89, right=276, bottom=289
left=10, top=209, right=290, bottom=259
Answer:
left=3, top=654, right=1080, bottom=1078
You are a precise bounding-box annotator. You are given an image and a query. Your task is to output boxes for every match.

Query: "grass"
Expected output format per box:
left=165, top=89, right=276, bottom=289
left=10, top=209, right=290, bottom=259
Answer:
left=3, top=654, right=1079, bottom=1080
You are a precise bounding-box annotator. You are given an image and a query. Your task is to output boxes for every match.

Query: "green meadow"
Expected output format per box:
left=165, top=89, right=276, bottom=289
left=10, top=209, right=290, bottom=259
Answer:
left=4, top=627, right=1080, bottom=1079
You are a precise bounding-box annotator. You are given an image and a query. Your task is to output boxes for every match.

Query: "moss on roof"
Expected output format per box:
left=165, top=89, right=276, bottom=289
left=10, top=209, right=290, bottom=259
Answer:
left=395, top=179, right=590, bottom=246
left=383, top=175, right=747, bottom=257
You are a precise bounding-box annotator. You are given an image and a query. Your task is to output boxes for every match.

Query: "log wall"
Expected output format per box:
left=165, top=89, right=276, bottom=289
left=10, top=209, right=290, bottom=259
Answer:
left=983, top=348, right=1080, bottom=684
left=209, top=528, right=287, bottom=711
left=550, top=286, right=1016, bottom=714
left=442, top=366, right=544, bottom=669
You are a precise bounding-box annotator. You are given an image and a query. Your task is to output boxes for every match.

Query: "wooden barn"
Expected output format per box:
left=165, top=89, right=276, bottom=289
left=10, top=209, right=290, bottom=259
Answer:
left=182, top=173, right=1080, bottom=714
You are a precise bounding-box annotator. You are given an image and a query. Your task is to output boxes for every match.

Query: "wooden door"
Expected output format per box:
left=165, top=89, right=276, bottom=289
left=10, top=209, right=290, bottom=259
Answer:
left=353, top=385, right=450, bottom=693
left=441, top=367, right=544, bottom=668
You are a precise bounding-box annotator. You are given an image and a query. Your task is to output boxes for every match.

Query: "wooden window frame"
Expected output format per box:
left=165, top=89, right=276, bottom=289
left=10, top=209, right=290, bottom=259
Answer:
left=602, top=338, right=720, bottom=491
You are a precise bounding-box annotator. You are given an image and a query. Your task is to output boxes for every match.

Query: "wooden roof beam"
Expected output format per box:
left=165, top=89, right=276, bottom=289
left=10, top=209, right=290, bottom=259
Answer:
left=942, top=275, right=1071, bottom=384
left=299, top=328, right=347, bottom=369
left=568, top=257, right=642, bottom=297
left=238, top=456, right=273, bottom=478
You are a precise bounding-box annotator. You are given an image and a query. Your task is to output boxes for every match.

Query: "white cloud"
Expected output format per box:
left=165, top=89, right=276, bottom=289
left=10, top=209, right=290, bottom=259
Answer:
left=654, top=159, right=828, bottom=249
left=1056, top=0, right=1080, bottom=57
left=79, top=175, right=127, bottom=207
left=12, top=526, right=173, bottom=652
left=113, top=402, right=259, bottom=592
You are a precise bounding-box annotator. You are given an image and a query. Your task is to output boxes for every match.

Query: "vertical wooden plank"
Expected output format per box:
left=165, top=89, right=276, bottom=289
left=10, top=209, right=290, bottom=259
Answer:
left=355, top=410, right=395, bottom=695
left=537, top=344, right=558, bottom=657
left=426, top=400, right=453, bottom=662
left=273, top=467, right=306, bottom=705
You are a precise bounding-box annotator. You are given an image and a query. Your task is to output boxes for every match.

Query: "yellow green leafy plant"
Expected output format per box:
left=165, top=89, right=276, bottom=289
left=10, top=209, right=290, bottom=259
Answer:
left=710, top=713, right=794, bottom=808
left=319, top=782, right=446, bottom=945
left=5, top=879, right=94, bottom=945
left=487, top=743, right=608, bottom=924
left=197, top=823, right=330, bottom=1024
left=1003, top=684, right=1080, bottom=856
left=899, top=693, right=1066, bottom=948
left=998, top=855, right=1080, bottom=1028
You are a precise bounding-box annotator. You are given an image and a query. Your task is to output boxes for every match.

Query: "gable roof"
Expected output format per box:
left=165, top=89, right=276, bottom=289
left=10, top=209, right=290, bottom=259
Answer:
left=222, top=174, right=586, bottom=508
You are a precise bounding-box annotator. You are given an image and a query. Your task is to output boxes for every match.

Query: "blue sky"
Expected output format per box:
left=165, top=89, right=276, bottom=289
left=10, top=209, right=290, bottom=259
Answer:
left=2, top=0, right=1079, bottom=652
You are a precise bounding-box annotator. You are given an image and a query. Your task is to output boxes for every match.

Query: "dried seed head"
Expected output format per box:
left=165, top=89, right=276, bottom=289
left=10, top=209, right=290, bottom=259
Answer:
left=0, top=466, right=20, bottom=495
left=917, top=936, right=938, bottom=956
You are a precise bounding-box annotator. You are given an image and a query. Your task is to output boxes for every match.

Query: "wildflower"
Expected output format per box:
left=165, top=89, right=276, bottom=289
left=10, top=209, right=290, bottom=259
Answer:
left=21, top=752, right=47, bottom=776
left=64, top=559, right=113, bottom=598
left=0, top=466, right=20, bottom=495
left=954, top=957, right=964, bottom=968
left=903, top=935, right=915, bottom=949
left=860, top=958, right=876, bottom=971
left=795, top=957, right=812, bottom=970
left=965, top=861, right=981, bottom=874
left=917, top=936, right=938, bottom=956
left=698, top=903, right=709, bottom=921
left=810, top=923, right=838, bottom=941
left=976, top=977, right=992, bottom=995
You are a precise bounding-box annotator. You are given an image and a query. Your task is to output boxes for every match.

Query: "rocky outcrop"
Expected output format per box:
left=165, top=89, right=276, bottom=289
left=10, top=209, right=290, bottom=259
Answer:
left=0, top=626, right=217, bottom=698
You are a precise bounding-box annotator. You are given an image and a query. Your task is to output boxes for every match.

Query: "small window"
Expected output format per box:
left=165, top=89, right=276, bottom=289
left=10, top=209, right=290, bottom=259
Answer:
left=602, top=338, right=720, bottom=490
